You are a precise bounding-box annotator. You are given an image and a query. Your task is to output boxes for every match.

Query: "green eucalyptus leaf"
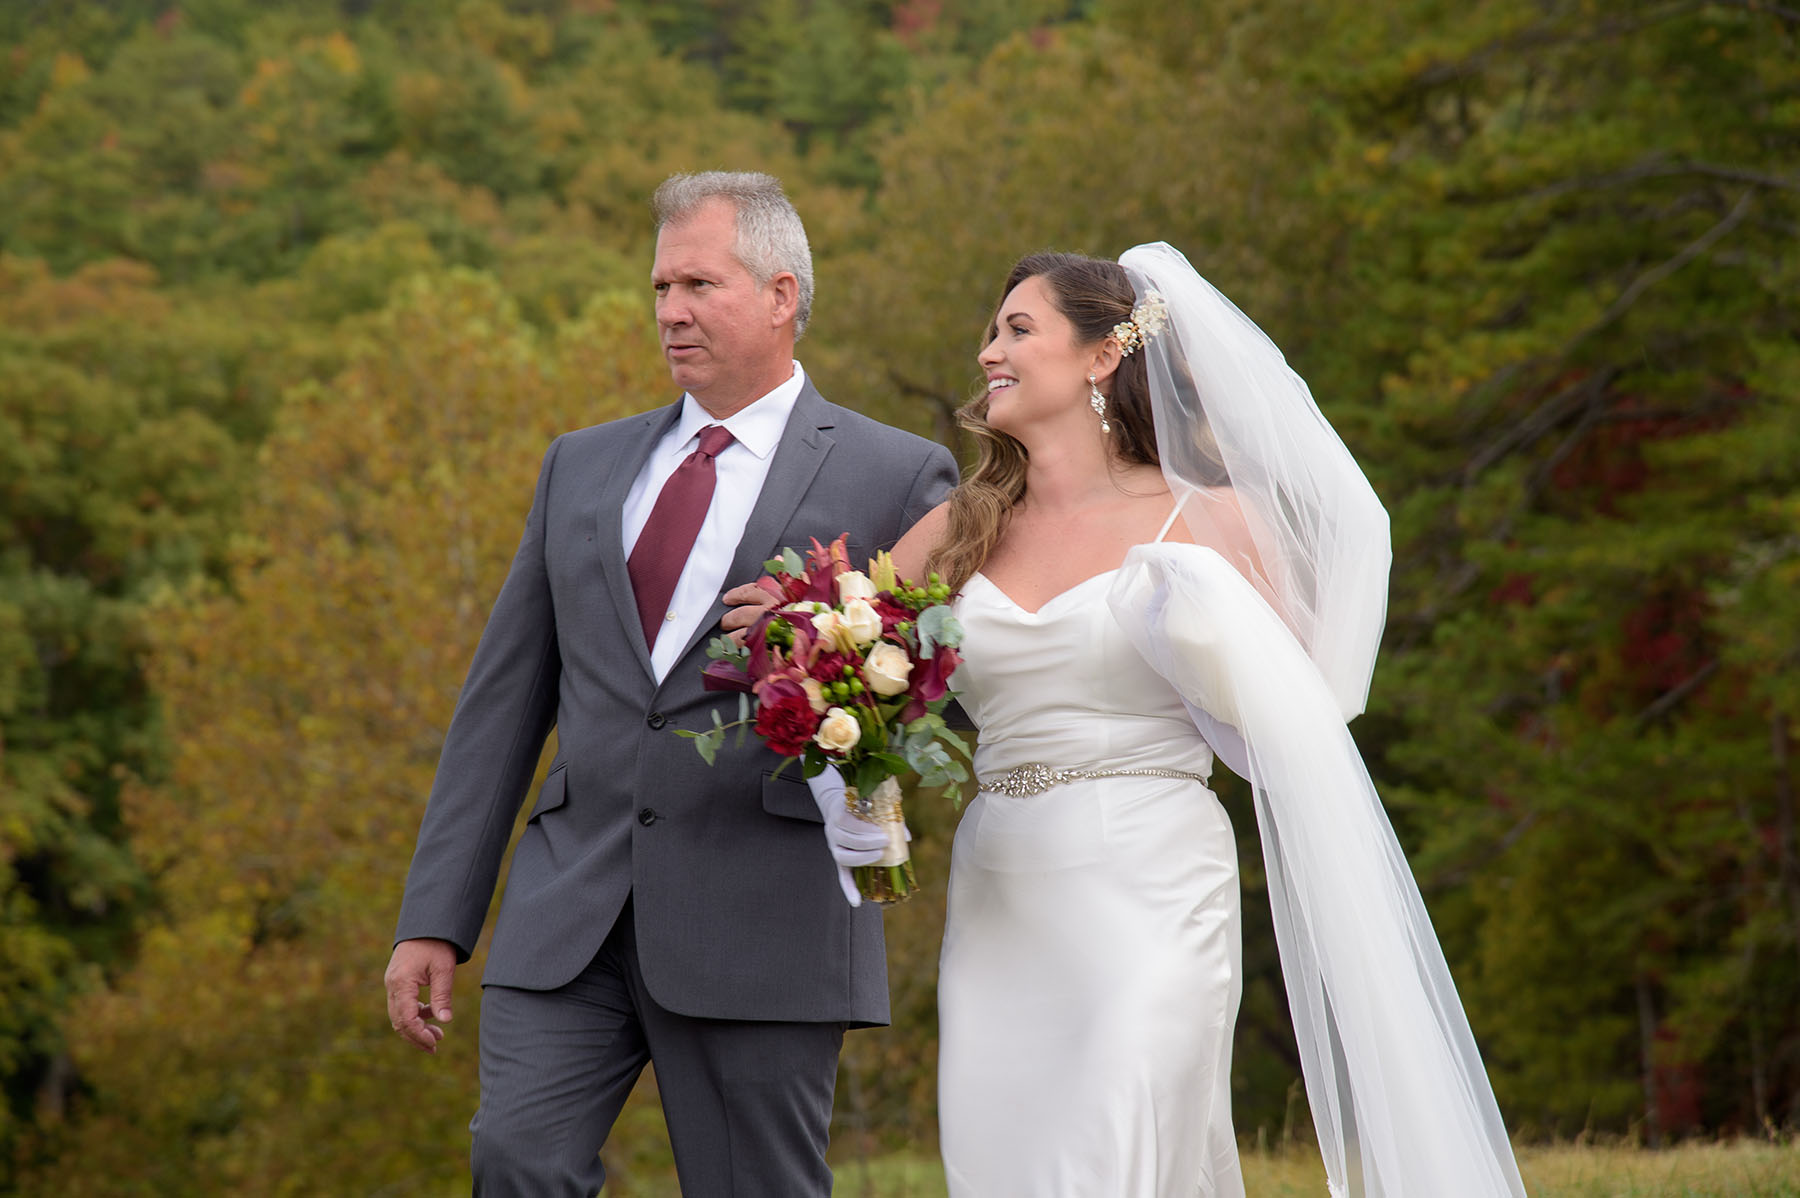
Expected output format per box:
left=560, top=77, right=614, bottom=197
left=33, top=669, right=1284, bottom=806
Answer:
left=917, top=606, right=964, bottom=657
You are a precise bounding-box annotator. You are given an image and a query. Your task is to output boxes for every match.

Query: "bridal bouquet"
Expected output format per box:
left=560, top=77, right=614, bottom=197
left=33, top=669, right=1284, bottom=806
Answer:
left=680, top=534, right=969, bottom=903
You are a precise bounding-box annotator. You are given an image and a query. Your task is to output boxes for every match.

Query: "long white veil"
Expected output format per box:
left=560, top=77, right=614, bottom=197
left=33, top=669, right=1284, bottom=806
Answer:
left=1108, top=243, right=1527, bottom=1197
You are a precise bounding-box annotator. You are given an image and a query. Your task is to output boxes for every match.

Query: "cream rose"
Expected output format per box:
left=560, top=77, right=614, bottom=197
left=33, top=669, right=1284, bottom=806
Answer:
left=863, top=643, right=913, bottom=696
left=814, top=706, right=862, bottom=753
left=836, top=570, right=877, bottom=603
left=840, top=598, right=883, bottom=647
left=801, top=677, right=828, bottom=714
left=809, top=608, right=845, bottom=640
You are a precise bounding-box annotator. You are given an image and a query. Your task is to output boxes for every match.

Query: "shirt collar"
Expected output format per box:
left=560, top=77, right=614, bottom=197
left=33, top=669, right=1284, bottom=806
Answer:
left=670, top=361, right=806, bottom=463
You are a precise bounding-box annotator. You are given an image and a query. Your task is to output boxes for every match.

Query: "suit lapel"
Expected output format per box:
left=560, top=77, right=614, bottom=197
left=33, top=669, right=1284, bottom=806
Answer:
left=660, top=382, right=838, bottom=678
left=596, top=402, right=683, bottom=678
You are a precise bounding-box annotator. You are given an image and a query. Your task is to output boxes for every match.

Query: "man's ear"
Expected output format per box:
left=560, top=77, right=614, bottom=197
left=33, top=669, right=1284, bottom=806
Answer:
left=767, top=272, right=799, bottom=328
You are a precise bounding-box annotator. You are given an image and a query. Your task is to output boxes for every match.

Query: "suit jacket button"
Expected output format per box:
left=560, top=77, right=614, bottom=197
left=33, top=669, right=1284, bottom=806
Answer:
left=646, top=712, right=667, bottom=729
left=637, top=808, right=658, bottom=826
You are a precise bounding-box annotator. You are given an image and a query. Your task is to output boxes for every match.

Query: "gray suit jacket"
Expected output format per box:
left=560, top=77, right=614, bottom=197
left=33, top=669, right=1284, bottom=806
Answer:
left=394, top=382, right=957, bottom=1026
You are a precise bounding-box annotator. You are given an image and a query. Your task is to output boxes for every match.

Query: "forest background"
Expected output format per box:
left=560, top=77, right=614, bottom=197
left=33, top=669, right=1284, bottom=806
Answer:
left=0, top=0, right=1796, bottom=1192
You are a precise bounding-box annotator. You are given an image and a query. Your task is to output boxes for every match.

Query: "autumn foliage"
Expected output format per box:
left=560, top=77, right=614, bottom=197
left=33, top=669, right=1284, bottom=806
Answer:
left=3, top=1, right=1798, bottom=1191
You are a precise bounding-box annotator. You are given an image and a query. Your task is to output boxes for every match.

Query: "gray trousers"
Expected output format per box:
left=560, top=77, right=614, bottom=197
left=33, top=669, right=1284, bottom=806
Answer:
left=470, top=902, right=845, bottom=1196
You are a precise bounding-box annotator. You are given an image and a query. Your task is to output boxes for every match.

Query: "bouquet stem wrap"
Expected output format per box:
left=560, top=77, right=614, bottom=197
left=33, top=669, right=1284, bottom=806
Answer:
left=848, top=776, right=915, bottom=904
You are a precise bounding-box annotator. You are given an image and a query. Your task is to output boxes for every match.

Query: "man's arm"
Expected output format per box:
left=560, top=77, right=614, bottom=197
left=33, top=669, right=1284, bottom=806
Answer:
left=903, top=442, right=959, bottom=530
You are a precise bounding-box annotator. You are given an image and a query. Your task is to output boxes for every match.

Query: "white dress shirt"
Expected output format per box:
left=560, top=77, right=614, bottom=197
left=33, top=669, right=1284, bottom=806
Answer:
left=621, top=362, right=806, bottom=681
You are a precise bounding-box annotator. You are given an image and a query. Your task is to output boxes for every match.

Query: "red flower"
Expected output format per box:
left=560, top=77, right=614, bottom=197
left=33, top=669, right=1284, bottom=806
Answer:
left=753, top=678, right=822, bottom=757
left=809, top=649, right=857, bottom=684
left=902, top=645, right=962, bottom=721
left=758, top=570, right=813, bottom=606
left=875, top=597, right=913, bottom=635
left=701, top=659, right=754, bottom=693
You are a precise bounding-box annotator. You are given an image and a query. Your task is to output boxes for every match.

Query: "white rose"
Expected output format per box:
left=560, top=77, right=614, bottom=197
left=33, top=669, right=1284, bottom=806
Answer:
left=814, top=706, right=862, bottom=754
left=840, top=598, right=882, bottom=647
left=863, top=643, right=913, bottom=696
left=801, top=677, right=828, bottom=714
left=809, top=608, right=845, bottom=640
left=836, top=570, right=877, bottom=602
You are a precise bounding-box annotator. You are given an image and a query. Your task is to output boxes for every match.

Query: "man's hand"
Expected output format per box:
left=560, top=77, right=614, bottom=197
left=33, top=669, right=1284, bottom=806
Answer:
left=806, top=767, right=888, bottom=907
left=385, top=938, right=457, bottom=1053
left=721, top=580, right=781, bottom=644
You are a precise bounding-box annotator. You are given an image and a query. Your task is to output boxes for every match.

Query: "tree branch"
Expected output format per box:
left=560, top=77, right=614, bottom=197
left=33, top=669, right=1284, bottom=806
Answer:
left=1632, top=659, right=1722, bottom=729
left=1504, top=154, right=1800, bottom=203
left=1412, top=3, right=1714, bottom=87
left=1422, top=809, right=1542, bottom=893
left=1568, top=190, right=1757, bottom=354
left=1716, top=0, right=1800, bottom=24
left=1462, top=366, right=1617, bottom=481
left=1411, top=1, right=1796, bottom=89
left=887, top=369, right=967, bottom=455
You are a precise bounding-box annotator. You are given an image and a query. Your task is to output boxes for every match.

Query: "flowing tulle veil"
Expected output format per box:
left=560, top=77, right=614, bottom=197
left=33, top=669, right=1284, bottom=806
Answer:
left=1107, top=243, right=1528, bottom=1197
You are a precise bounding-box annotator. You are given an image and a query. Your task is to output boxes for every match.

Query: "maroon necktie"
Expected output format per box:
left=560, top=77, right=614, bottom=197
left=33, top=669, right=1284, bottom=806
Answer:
left=628, top=424, right=736, bottom=650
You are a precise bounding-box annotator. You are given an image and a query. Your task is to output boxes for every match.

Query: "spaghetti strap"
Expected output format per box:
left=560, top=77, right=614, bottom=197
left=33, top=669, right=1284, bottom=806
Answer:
left=1153, top=489, right=1191, bottom=543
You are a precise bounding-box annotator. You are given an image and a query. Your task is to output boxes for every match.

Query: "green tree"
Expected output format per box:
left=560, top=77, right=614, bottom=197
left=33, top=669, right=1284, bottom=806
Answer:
left=19, top=272, right=662, bottom=1195
left=1218, top=0, right=1800, bottom=1137
left=0, top=254, right=266, bottom=1175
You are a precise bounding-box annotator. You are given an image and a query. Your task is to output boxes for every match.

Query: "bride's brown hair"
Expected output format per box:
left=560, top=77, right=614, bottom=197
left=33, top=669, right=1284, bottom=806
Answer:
left=927, top=252, right=1160, bottom=592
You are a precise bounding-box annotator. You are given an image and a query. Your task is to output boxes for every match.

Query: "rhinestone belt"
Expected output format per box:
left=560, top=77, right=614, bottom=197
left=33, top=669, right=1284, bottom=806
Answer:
left=978, top=762, right=1212, bottom=798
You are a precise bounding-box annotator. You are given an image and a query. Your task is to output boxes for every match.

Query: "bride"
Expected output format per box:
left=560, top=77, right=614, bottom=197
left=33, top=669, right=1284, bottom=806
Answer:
left=885, top=245, right=1528, bottom=1197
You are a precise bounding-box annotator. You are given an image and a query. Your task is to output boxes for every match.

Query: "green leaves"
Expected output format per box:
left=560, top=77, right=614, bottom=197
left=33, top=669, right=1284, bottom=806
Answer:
left=764, top=547, right=805, bottom=577
left=898, top=712, right=971, bottom=796
left=915, top=605, right=963, bottom=659
left=705, top=633, right=749, bottom=669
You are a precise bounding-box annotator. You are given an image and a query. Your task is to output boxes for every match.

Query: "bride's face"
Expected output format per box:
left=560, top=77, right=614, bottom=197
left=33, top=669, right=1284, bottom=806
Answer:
left=978, top=275, right=1095, bottom=438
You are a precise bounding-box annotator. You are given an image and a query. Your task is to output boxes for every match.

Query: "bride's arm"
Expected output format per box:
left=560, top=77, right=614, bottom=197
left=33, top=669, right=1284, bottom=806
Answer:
left=888, top=500, right=978, bottom=732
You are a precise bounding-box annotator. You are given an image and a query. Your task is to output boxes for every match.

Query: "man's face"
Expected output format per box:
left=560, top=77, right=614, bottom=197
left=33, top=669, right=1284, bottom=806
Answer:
left=651, top=199, right=793, bottom=418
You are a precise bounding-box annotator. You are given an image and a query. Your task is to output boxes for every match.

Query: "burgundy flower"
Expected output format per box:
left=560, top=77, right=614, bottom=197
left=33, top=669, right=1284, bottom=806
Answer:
left=874, top=597, right=913, bottom=635
left=902, top=645, right=962, bottom=721
left=789, top=535, right=847, bottom=604
left=701, top=659, right=754, bottom=693
left=808, top=649, right=857, bottom=684
left=759, top=570, right=813, bottom=606
left=753, top=678, right=822, bottom=757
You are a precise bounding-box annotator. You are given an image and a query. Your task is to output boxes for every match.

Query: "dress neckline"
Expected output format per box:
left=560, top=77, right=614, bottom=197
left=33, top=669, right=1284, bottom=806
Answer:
left=967, top=492, right=1188, bottom=617
left=968, top=567, right=1121, bottom=617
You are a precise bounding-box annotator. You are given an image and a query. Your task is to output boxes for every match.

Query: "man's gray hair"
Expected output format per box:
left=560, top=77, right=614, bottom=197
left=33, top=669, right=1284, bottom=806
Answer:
left=653, top=171, right=815, bottom=338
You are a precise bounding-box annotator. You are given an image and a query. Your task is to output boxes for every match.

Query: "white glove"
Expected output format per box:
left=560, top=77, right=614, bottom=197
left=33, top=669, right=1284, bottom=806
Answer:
left=805, top=765, right=886, bottom=907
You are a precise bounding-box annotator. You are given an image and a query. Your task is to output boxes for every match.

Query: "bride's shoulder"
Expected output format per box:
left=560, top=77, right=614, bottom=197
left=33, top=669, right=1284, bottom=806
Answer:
left=891, top=501, right=951, bottom=581
left=1156, top=485, right=1250, bottom=542
left=1154, top=486, right=1267, bottom=587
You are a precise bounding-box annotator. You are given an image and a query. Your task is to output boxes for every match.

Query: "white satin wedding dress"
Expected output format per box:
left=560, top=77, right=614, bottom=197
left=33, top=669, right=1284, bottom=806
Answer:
left=938, top=512, right=1248, bottom=1198
left=938, top=538, right=1528, bottom=1198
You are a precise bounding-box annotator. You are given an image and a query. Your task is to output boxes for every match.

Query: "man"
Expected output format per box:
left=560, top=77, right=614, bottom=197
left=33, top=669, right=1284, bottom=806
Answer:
left=384, top=171, right=957, bottom=1196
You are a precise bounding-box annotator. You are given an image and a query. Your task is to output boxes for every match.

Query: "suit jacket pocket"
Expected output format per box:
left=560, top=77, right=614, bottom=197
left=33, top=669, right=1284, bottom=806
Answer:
left=761, top=770, right=821, bottom=824
left=527, top=764, right=569, bottom=822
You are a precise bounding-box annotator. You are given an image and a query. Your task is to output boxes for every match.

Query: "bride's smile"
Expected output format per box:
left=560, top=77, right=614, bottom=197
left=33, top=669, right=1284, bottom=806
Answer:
left=977, top=275, right=1112, bottom=439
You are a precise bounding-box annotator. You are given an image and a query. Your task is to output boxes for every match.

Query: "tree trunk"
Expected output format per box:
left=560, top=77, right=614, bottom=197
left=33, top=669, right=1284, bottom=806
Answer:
left=1772, top=711, right=1800, bottom=975
left=1636, top=974, right=1663, bottom=1148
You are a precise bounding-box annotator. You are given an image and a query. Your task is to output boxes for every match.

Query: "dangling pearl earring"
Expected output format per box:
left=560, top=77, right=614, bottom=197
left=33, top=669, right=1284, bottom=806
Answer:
left=1088, top=373, right=1111, bottom=434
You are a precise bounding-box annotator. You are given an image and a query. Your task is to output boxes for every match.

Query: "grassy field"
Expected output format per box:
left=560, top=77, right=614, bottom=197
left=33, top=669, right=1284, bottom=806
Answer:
left=812, top=1141, right=1800, bottom=1198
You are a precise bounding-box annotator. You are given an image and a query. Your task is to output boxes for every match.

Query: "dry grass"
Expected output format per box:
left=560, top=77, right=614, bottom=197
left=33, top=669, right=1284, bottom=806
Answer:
left=1514, top=1140, right=1800, bottom=1197
left=821, top=1139, right=1800, bottom=1197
